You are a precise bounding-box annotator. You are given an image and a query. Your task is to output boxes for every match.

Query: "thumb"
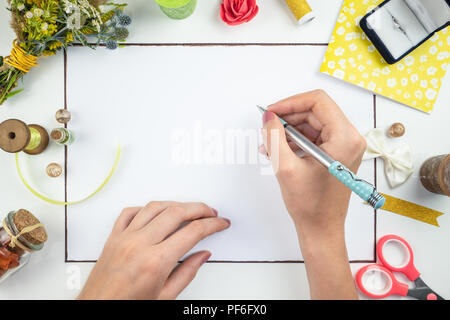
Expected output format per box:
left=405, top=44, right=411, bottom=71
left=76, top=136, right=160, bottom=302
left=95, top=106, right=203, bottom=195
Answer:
left=158, top=251, right=211, bottom=300
left=262, top=111, right=297, bottom=173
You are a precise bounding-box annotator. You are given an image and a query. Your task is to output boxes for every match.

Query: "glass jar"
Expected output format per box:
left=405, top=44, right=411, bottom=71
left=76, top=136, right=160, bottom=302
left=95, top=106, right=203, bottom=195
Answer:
left=0, top=210, right=46, bottom=284
left=50, top=127, right=74, bottom=145
left=155, top=0, right=197, bottom=20
left=420, top=154, right=450, bottom=196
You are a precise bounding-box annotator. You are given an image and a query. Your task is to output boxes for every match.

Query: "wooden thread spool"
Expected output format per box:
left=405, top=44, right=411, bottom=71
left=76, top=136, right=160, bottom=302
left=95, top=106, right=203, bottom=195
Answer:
left=420, top=154, right=450, bottom=197
left=0, top=119, right=49, bottom=155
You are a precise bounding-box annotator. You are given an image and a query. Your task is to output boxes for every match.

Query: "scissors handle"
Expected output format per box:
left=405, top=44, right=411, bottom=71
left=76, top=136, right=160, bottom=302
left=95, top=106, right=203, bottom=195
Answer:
left=377, top=234, right=421, bottom=281
left=356, top=264, right=409, bottom=299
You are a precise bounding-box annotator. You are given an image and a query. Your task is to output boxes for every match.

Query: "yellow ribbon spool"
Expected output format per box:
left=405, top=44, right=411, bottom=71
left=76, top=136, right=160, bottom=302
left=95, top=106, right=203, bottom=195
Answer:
left=24, top=127, right=42, bottom=151
left=4, top=40, right=38, bottom=73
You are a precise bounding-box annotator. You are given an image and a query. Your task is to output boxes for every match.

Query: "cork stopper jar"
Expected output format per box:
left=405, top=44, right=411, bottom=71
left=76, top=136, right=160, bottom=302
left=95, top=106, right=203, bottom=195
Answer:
left=0, top=209, right=47, bottom=284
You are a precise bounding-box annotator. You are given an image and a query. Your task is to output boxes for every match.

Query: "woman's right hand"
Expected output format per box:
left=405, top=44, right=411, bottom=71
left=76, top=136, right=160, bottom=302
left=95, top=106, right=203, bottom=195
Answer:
left=260, top=90, right=366, bottom=299
left=260, top=89, right=366, bottom=239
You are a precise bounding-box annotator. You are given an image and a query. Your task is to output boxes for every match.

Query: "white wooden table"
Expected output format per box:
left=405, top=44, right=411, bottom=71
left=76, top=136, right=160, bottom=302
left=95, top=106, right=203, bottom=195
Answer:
left=0, top=0, right=449, bottom=299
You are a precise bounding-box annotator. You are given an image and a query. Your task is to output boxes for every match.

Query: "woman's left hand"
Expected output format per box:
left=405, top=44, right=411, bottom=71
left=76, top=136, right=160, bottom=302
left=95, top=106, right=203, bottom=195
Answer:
left=77, top=201, right=230, bottom=300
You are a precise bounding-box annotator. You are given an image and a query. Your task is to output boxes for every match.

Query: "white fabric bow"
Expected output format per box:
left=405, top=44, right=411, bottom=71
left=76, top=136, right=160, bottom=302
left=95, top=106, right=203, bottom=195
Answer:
left=363, top=128, right=414, bottom=188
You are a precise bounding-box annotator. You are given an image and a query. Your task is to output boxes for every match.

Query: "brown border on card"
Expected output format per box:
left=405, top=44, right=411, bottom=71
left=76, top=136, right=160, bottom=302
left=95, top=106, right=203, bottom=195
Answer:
left=64, top=43, right=378, bottom=264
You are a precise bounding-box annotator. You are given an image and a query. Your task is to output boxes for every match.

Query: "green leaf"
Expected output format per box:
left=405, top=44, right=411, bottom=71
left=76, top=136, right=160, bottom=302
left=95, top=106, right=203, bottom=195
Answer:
left=6, top=89, right=24, bottom=99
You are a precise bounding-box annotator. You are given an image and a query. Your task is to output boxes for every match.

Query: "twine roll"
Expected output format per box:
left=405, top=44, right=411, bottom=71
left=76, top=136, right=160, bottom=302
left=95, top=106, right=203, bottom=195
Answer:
left=4, top=40, right=38, bottom=73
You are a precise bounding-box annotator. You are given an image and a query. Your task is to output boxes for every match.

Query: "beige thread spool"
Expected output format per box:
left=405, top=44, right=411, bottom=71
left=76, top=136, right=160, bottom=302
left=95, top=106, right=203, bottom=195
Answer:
left=420, top=154, right=450, bottom=197
left=55, top=109, right=71, bottom=124
left=0, top=119, right=49, bottom=155
left=285, top=0, right=315, bottom=25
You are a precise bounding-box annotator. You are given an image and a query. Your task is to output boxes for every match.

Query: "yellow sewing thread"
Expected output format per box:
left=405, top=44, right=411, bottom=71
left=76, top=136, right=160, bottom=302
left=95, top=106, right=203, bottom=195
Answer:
left=380, top=193, right=444, bottom=227
left=4, top=40, right=38, bottom=73
left=285, top=0, right=314, bottom=23
left=1, top=218, right=42, bottom=252
left=15, top=144, right=121, bottom=205
left=24, top=127, right=42, bottom=151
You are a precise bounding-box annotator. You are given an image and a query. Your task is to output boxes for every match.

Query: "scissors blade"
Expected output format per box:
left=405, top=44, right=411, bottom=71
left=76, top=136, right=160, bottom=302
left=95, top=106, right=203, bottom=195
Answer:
left=408, top=277, right=445, bottom=300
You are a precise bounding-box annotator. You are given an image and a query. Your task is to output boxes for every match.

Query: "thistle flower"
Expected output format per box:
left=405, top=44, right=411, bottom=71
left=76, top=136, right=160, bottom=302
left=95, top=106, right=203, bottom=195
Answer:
left=105, top=39, right=118, bottom=50
left=115, top=27, right=129, bottom=40
left=118, top=14, right=131, bottom=26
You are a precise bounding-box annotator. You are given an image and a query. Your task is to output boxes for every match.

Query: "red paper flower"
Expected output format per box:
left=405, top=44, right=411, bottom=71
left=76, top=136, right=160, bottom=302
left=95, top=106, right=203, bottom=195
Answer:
left=220, top=0, right=259, bottom=26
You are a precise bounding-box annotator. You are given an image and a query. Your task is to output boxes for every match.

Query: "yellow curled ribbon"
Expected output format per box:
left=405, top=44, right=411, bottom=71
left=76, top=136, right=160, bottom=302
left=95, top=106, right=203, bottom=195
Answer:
left=379, top=193, right=445, bottom=227
left=15, top=144, right=121, bottom=205
left=4, top=40, right=38, bottom=73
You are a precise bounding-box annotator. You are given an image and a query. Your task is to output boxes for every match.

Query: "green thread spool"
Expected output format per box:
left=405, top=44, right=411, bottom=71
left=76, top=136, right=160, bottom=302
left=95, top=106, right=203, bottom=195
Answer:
left=155, top=0, right=197, bottom=19
left=24, top=127, right=41, bottom=152
left=0, top=119, right=49, bottom=155
left=50, top=127, right=74, bottom=145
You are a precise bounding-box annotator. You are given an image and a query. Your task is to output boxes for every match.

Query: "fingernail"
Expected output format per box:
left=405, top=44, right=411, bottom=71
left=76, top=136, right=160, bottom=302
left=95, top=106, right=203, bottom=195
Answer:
left=212, top=208, right=218, bottom=216
left=258, top=144, right=266, bottom=155
left=223, top=218, right=231, bottom=226
left=262, top=111, right=274, bottom=124
left=202, top=252, right=212, bottom=264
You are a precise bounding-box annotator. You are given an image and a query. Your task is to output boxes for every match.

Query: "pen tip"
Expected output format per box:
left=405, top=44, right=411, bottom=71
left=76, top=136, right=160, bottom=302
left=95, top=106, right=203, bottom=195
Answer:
left=256, top=105, right=267, bottom=114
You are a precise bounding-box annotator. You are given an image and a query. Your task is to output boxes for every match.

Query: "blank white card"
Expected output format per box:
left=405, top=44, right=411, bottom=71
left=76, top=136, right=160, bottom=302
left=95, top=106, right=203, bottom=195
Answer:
left=66, top=45, right=376, bottom=261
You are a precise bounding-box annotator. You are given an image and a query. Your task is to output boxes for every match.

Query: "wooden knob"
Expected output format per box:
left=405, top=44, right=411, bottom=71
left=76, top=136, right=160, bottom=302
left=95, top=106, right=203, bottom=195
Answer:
left=0, top=119, right=30, bottom=153
left=388, top=123, right=405, bottom=138
left=46, top=162, right=63, bottom=177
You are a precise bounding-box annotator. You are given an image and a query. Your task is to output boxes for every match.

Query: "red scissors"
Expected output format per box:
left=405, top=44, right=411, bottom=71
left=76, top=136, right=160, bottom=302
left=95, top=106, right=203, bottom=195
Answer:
left=356, top=234, right=444, bottom=300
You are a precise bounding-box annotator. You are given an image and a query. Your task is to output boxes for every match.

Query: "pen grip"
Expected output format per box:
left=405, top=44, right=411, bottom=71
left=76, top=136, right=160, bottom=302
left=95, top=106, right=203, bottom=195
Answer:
left=328, top=161, right=385, bottom=209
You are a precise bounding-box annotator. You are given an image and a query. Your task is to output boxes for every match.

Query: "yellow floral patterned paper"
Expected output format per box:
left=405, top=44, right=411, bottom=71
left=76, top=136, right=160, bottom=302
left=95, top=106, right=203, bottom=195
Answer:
left=320, top=0, right=449, bottom=113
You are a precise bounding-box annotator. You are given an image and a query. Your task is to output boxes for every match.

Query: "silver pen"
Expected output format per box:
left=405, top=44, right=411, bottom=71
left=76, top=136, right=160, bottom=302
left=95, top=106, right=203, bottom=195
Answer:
left=257, top=105, right=385, bottom=209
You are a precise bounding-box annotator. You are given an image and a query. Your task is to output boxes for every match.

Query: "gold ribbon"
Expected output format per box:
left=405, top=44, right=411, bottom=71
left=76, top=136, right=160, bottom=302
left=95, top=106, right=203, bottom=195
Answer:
left=15, top=144, right=121, bottom=205
left=4, top=40, right=38, bottom=73
left=380, top=193, right=444, bottom=227
left=2, top=218, right=42, bottom=252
